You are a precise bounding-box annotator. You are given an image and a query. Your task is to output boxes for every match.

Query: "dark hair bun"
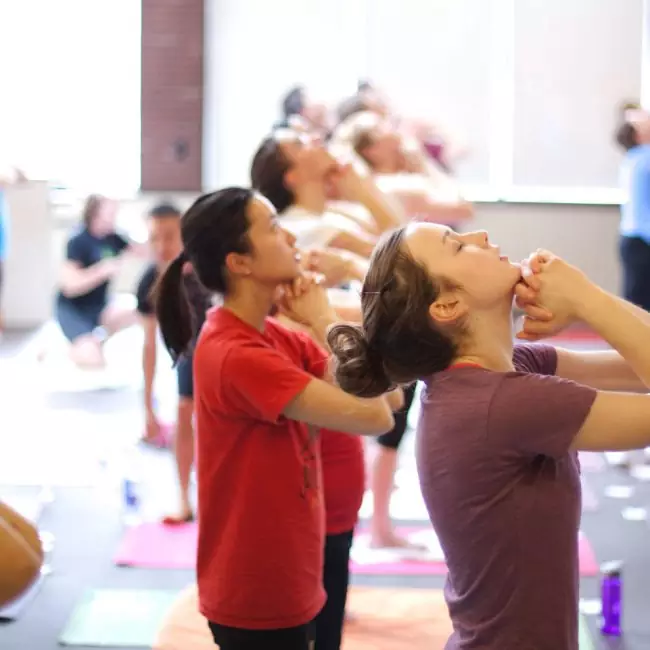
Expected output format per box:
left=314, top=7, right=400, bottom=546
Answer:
left=327, top=323, right=392, bottom=398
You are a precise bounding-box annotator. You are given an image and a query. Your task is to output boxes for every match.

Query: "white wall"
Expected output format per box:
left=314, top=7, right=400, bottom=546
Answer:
left=203, top=0, right=643, bottom=200
left=203, top=0, right=362, bottom=190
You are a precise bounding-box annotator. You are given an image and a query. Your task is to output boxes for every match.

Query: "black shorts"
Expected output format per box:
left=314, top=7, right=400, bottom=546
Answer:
left=56, top=296, right=104, bottom=342
left=176, top=353, right=194, bottom=399
left=376, top=382, right=418, bottom=450
left=208, top=621, right=313, bottom=650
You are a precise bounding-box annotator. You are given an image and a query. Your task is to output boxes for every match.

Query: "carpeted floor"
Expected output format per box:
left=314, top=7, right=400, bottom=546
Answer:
left=2, top=327, right=650, bottom=649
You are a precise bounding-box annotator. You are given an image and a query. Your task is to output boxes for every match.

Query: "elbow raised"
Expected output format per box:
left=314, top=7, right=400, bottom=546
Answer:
left=367, top=411, right=395, bottom=436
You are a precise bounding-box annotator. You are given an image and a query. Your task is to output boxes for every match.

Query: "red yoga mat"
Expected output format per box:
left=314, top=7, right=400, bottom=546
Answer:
left=114, top=523, right=599, bottom=576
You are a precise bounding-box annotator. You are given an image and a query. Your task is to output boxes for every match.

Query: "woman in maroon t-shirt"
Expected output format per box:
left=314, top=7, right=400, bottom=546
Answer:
left=328, top=222, right=650, bottom=650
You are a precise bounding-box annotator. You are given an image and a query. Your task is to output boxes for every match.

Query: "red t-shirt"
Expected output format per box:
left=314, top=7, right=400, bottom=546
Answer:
left=194, top=308, right=328, bottom=630
left=320, top=430, right=365, bottom=535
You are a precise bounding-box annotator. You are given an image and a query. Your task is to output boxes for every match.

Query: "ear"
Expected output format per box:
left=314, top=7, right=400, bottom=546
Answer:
left=224, top=251, right=252, bottom=278
left=284, top=167, right=298, bottom=190
left=429, top=291, right=468, bottom=325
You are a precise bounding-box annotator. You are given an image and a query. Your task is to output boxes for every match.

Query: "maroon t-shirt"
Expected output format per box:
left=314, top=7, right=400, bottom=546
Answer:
left=417, top=344, right=597, bottom=650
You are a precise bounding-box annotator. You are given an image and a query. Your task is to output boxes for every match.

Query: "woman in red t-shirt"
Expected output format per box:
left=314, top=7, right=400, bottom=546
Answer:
left=155, top=187, right=397, bottom=650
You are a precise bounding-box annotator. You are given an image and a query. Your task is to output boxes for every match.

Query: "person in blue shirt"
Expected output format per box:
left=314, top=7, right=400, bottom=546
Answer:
left=0, top=166, right=26, bottom=334
left=616, top=112, right=650, bottom=312
left=0, top=189, right=7, bottom=333
left=56, top=194, right=142, bottom=368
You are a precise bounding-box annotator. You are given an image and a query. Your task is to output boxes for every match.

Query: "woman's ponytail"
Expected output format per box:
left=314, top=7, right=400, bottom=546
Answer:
left=154, top=252, right=193, bottom=363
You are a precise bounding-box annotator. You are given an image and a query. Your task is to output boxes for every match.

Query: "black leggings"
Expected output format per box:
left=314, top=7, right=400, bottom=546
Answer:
left=620, top=236, right=650, bottom=312
left=315, top=530, right=354, bottom=650
left=208, top=621, right=312, bottom=650
left=376, top=383, right=418, bottom=450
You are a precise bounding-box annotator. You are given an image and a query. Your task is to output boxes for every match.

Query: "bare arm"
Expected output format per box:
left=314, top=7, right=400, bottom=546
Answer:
left=276, top=311, right=404, bottom=412
left=571, top=392, right=650, bottom=451
left=59, top=259, right=117, bottom=298
left=126, top=242, right=150, bottom=258
left=328, top=229, right=376, bottom=258
left=566, top=281, right=650, bottom=450
left=355, top=178, right=406, bottom=232
left=327, top=204, right=381, bottom=236
left=555, top=349, right=647, bottom=392
left=554, top=293, right=650, bottom=392
left=141, top=315, right=158, bottom=414
left=283, top=378, right=394, bottom=436
left=576, top=288, right=650, bottom=389
left=392, top=189, right=474, bottom=223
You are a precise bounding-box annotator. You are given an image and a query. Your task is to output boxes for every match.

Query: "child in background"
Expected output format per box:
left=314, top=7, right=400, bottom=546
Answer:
left=136, top=202, right=212, bottom=524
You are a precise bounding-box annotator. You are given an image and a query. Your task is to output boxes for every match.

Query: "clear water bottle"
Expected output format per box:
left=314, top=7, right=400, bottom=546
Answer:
left=600, top=561, right=622, bottom=636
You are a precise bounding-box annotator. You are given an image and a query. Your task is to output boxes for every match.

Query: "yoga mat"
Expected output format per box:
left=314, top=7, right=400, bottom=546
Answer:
left=152, top=584, right=595, bottom=650
left=343, top=588, right=595, bottom=650
left=59, top=589, right=179, bottom=647
left=115, top=522, right=598, bottom=576
left=350, top=527, right=599, bottom=576
left=114, top=521, right=197, bottom=569
left=0, top=574, right=44, bottom=621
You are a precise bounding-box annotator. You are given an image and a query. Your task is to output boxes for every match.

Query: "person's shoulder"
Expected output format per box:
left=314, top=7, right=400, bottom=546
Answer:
left=265, top=316, right=310, bottom=348
left=67, top=226, right=89, bottom=244
left=628, top=145, right=650, bottom=168
left=512, top=343, right=557, bottom=376
left=424, top=365, right=504, bottom=406
left=137, top=263, right=158, bottom=288
left=198, top=309, right=269, bottom=356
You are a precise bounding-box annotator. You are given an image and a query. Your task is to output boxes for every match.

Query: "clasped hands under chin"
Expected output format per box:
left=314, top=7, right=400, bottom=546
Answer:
left=513, top=251, right=573, bottom=342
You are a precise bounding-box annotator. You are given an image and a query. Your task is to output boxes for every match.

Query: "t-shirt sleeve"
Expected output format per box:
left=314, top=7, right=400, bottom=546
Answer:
left=65, top=233, right=90, bottom=265
left=135, top=267, right=157, bottom=316
left=222, top=344, right=316, bottom=423
left=293, top=330, right=329, bottom=380
left=110, top=232, right=130, bottom=254
left=512, top=343, right=558, bottom=376
left=281, top=216, right=338, bottom=249
left=488, top=372, right=597, bottom=459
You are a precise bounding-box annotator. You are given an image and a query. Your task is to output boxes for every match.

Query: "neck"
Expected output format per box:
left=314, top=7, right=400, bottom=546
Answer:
left=293, top=182, right=327, bottom=215
left=453, top=303, right=515, bottom=372
left=223, top=280, right=277, bottom=332
left=87, top=224, right=103, bottom=238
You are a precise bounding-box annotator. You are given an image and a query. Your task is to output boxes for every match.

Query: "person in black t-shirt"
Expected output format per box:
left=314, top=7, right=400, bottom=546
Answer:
left=56, top=194, right=142, bottom=368
left=136, top=202, right=212, bottom=525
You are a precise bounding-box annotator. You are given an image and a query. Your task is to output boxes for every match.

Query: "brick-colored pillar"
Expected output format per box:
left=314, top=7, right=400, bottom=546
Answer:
left=141, top=0, right=204, bottom=192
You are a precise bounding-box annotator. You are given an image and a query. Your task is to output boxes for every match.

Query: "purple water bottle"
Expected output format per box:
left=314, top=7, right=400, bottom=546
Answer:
left=600, top=561, right=622, bottom=636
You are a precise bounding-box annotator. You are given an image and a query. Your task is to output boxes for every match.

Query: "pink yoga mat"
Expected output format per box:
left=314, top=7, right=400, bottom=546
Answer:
left=350, top=528, right=599, bottom=576
left=114, top=523, right=599, bottom=577
left=114, top=522, right=197, bottom=569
